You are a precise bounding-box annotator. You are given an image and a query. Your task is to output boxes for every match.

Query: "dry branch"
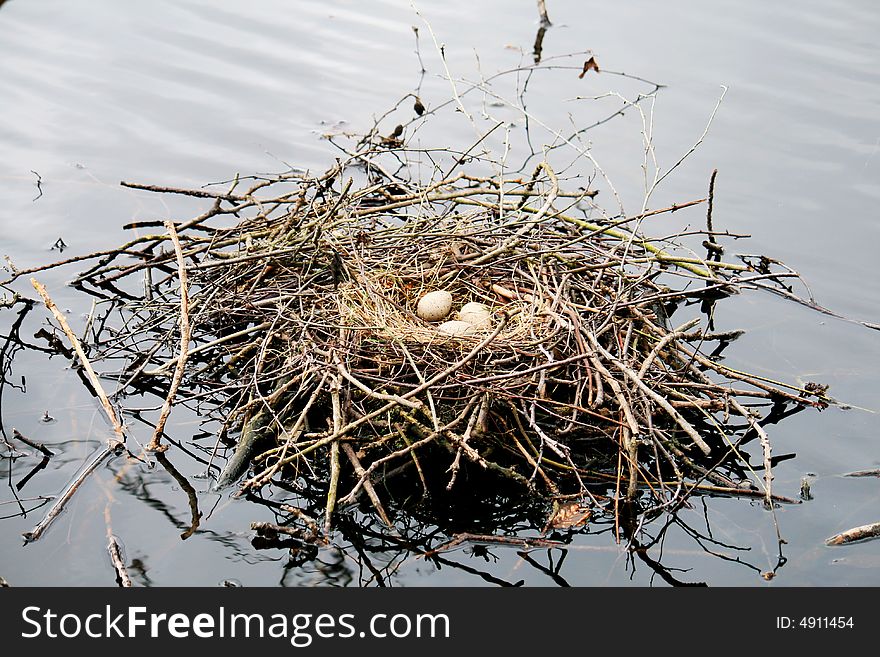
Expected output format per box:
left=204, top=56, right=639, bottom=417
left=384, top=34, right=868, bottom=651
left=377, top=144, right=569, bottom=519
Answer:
left=147, top=220, right=191, bottom=451
left=31, top=279, right=126, bottom=449
left=825, top=522, right=880, bottom=546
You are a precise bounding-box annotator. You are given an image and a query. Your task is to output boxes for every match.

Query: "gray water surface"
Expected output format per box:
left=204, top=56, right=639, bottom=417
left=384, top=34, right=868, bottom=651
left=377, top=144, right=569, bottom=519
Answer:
left=1, top=0, right=878, bottom=587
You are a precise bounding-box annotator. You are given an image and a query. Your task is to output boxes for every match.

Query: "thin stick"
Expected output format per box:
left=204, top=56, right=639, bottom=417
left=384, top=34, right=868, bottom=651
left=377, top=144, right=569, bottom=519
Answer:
left=12, top=428, right=55, bottom=457
left=31, top=279, right=126, bottom=448
left=144, top=321, right=272, bottom=376
left=25, top=280, right=126, bottom=544
left=23, top=446, right=116, bottom=543
left=104, top=505, right=132, bottom=587
left=120, top=180, right=246, bottom=202
left=324, top=375, right=343, bottom=535
left=637, top=318, right=701, bottom=378
left=147, top=221, right=191, bottom=451
left=240, top=373, right=329, bottom=490
left=341, top=443, right=392, bottom=527
left=706, top=168, right=718, bottom=236
left=342, top=399, right=479, bottom=504
left=725, top=397, right=774, bottom=510
left=335, top=355, right=420, bottom=409
left=537, top=0, right=551, bottom=26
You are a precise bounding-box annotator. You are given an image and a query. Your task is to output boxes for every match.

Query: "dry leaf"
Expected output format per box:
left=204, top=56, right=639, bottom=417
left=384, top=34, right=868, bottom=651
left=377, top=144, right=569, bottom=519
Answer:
left=578, top=56, right=600, bottom=78
left=547, top=501, right=592, bottom=529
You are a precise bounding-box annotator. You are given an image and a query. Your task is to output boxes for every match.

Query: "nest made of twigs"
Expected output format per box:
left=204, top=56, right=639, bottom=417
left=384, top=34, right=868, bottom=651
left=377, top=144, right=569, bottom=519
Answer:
left=5, top=132, right=833, bottom=537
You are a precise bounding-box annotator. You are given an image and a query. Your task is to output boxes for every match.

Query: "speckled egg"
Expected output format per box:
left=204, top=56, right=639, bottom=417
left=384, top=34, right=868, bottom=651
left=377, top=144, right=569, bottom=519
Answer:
left=437, top=320, right=477, bottom=336
left=416, top=290, right=453, bottom=322
left=457, top=302, right=492, bottom=328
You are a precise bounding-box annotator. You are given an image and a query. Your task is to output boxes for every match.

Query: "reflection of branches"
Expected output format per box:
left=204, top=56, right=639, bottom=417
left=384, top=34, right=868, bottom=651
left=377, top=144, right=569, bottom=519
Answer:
left=0, top=496, right=53, bottom=520
left=532, top=24, right=548, bottom=64
left=632, top=502, right=778, bottom=582
left=114, top=469, right=200, bottom=533
left=516, top=549, right=571, bottom=587
left=115, top=469, right=272, bottom=565
left=127, top=558, right=153, bottom=587
left=428, top=553, right=524, bottom=587
left=425, top=532, right=564, bottom=556
left=0, top=300, right=35, bottom=445
left=154, top=451, right=201, bottom=540
left=15, top=455, right=50, bottom=491
left=630, top=540, right=708, bottom=587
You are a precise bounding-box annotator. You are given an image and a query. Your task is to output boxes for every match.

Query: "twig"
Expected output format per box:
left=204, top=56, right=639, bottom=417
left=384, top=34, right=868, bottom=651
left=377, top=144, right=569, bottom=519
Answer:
left=844, top=469, right=880, bottom=478
left=637, top=318, right=701, bottom=378
left=147, top=221, right=191, bottom=451
left=120, top=180, right=246, bottom=202
left=30, top=170, right=43, bottom=202
left=655, top=86, right=727, bottom=188
left=23, top=446, right=117, bottom=543
left=104, top=506, right=132, bottom=587
left=11, top=428, right=55, bottom=457
left=324, top=375, right=343, bottom=535
left=30, top=279, right=126, bottom=448
left=266, top=313, right=512, bottom=471
left=706, top=168, right=718, bottom=236
left=537, top=0, right=551, bottom=26
left=144, top=321, right=272, bottom=376
left=341, top=442, right=392, bottom=528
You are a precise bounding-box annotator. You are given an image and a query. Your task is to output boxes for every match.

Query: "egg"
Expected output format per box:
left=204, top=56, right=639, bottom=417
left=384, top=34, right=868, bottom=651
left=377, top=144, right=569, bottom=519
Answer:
left=416, top=290, right=453, bottom=322
left=457, top=302, right=492, bottom=328
left=437, top=320, right=477, bottom=336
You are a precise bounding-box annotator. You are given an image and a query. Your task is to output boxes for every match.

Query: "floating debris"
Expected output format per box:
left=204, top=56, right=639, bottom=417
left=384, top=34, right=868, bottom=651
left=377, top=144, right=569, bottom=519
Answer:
left=826, top=522, right=880, bottom=546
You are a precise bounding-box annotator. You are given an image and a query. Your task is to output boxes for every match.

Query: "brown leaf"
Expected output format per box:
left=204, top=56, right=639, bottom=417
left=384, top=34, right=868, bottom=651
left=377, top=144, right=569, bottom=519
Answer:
left=578, top=56, right=600, bottom=78
left=547, top=501, right=592, bottom=529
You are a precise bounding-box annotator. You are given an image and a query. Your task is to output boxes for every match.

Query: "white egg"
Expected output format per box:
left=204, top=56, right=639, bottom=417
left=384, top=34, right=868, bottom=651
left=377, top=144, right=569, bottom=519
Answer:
left=458, top=302, right=492, bottom=327
left=416, top=290, right=453, bottom=322
left=437, top=320, right=477, bottom=336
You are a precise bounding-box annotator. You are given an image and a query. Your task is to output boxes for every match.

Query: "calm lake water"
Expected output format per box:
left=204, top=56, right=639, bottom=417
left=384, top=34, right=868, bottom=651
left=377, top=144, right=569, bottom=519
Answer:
left=1, top=0, right=878, bottom=587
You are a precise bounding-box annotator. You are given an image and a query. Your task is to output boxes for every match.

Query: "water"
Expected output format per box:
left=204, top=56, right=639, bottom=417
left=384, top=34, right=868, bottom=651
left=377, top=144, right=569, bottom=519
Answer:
left=1, top=0, right=878, bottom=587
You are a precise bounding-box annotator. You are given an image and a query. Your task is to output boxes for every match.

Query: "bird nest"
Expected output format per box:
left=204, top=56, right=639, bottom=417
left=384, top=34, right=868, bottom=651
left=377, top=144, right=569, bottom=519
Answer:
left=3, top=90, right=835, bottom=538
